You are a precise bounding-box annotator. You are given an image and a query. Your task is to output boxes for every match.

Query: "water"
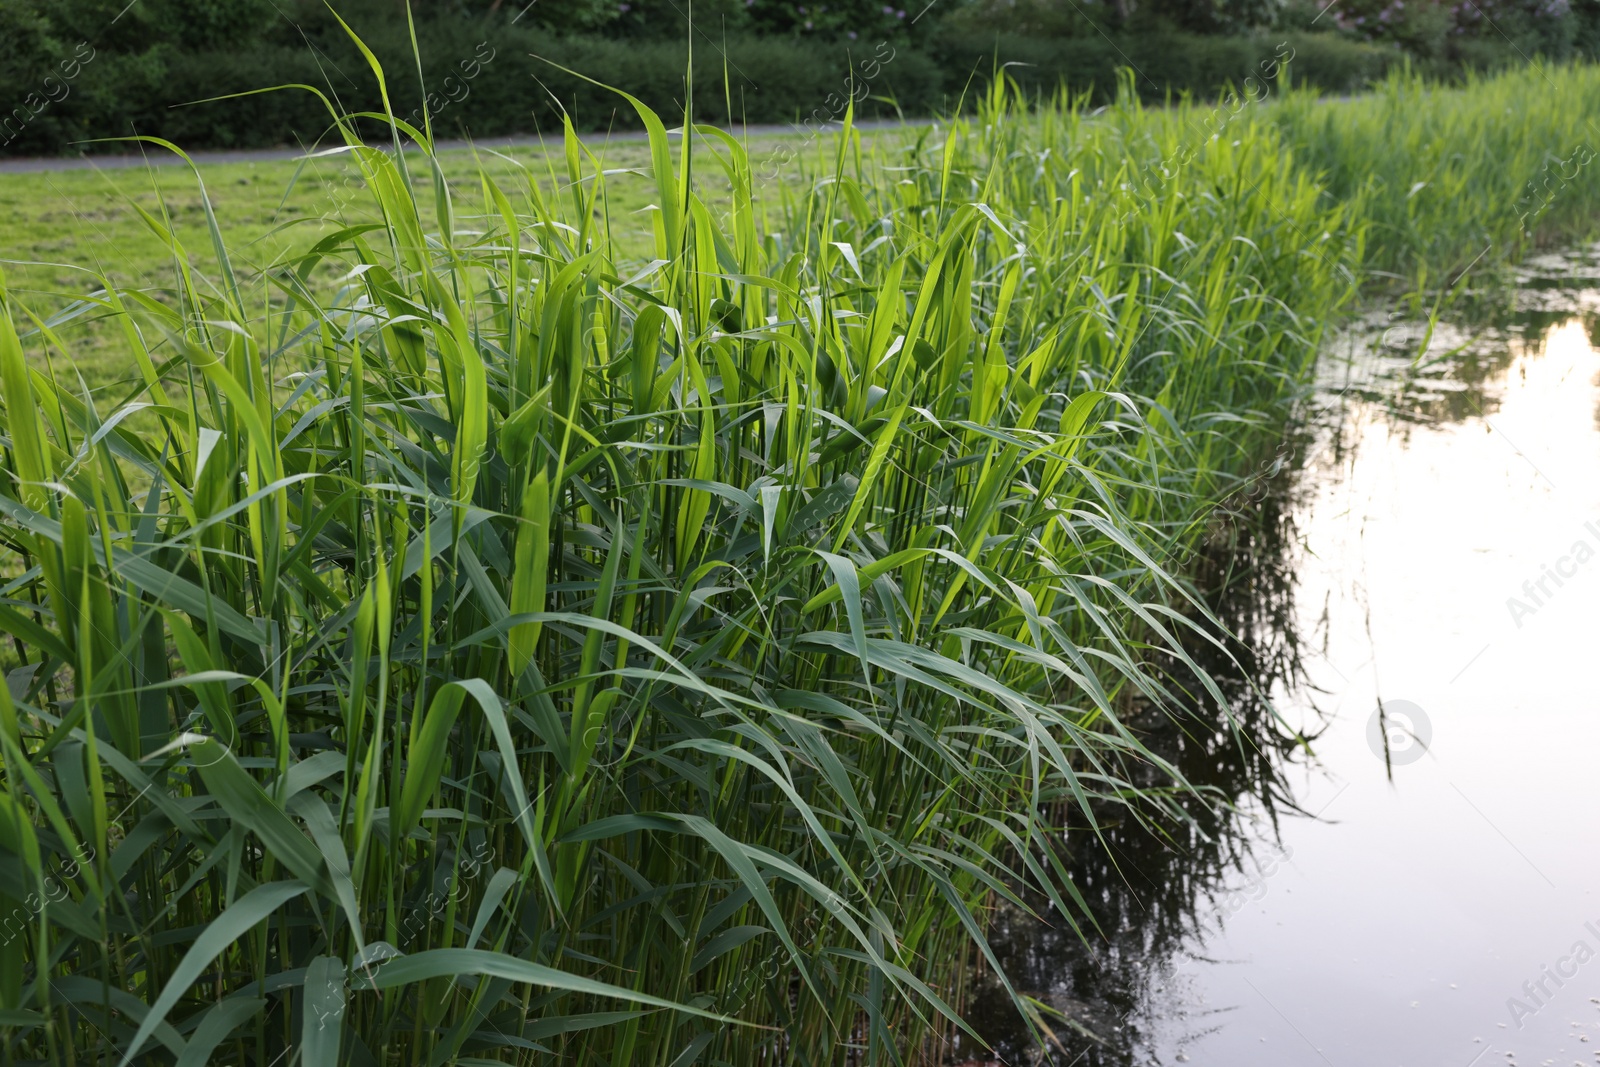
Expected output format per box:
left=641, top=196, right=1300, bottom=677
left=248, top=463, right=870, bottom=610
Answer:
left=960, top=253, right=1600, bottom=1067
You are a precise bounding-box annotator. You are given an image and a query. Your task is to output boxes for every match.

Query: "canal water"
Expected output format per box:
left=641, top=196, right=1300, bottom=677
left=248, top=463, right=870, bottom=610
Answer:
left=963, top=250, right=1600, bottom=1067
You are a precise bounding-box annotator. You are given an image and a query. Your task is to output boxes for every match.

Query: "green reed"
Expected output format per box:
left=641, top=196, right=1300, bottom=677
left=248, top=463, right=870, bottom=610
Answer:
left=0, top=36, right=1588, bottom=1067
left=1272, top=59, right=1600, bottom=287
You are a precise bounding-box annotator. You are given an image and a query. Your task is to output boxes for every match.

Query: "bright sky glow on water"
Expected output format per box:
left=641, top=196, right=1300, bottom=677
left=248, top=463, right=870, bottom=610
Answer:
left=1146, top=307, right=1600, bottom=1065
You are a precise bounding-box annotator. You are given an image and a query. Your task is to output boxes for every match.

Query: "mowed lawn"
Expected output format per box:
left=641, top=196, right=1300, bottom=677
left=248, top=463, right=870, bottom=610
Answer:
left=0, top=128, right=840, bottom=391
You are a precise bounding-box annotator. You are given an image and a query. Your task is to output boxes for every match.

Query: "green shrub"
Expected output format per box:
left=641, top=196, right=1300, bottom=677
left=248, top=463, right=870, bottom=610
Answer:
left=5, top=27, right=943, bottom=155
left=0, top=0, right=77, bottom=155
left=1324, top=0, right=1584, bottom=62
left=930, top=28, right=1403, bottom=103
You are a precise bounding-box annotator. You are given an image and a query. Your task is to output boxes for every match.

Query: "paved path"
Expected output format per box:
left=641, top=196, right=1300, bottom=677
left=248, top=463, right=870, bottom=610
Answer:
left=0, top=119, right=927, bottom=174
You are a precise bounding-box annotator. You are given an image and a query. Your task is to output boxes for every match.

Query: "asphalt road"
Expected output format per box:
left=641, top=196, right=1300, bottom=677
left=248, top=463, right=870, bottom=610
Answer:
left=0, top=118, right=927, bottom=174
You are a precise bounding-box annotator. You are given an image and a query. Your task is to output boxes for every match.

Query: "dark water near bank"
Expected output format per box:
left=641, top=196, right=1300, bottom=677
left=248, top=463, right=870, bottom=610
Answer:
left=959, top=249, right=1600, bottom=1067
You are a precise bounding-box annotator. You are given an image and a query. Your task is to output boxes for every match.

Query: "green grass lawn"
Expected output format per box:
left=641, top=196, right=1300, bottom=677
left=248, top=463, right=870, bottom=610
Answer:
left=0, top=129, right=836, bottom=390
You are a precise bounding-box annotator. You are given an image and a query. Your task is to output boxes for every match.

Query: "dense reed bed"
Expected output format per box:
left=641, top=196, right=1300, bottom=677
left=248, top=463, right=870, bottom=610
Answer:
left=0, top=42, right=1594, bottom=1065
left=1273, top=61, right=1600, bottom=283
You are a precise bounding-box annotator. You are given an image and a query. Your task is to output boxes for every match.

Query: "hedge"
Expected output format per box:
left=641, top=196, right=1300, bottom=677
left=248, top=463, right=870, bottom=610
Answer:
left=933, top=30, right=1409, bottom=102
left=0, top=18, right=1409, bottom=156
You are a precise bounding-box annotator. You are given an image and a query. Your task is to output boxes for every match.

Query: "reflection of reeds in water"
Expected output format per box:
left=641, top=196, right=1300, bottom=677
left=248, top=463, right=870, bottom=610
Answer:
left=1355, top=306, right=1591, bottom=432
left=948, top=460, right=1315, bottom=1067
left=1314, top=253, right=1600, bottom=437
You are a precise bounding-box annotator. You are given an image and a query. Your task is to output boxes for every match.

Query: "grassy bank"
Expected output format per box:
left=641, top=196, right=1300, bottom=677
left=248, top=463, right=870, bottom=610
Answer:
left=0, top=135, right=783, bottom=388
left=0, top=55, right=1596, bottom=1067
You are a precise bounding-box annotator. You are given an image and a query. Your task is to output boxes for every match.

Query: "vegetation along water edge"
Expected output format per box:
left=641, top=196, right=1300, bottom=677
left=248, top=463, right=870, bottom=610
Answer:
left=0, top=42, right=1597, bottom=1065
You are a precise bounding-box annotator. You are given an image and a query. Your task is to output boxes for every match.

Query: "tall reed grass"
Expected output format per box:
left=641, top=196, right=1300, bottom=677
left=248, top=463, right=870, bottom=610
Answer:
left=0, top=36, right=1592, bottom=1066
left=1272, top=60, right=1600, bottom=285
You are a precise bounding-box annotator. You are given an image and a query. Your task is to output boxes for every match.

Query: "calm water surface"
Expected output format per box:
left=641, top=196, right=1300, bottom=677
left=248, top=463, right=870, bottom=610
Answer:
left=966, top=252, right=1600, bottom=1067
